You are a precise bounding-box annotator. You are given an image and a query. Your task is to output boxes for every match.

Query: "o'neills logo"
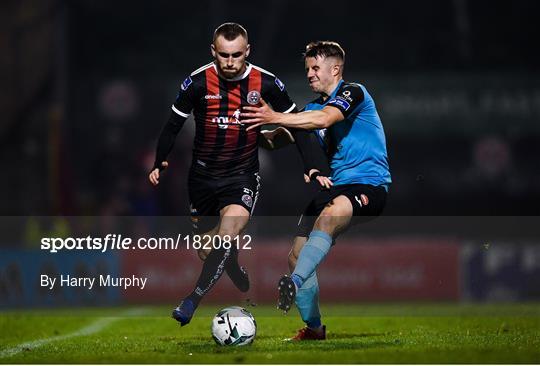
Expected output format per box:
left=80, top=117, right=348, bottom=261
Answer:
left=205, top=94, right=222, bottom=100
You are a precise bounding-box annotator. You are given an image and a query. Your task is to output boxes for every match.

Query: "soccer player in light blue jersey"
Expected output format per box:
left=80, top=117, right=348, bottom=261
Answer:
left=242, top=41, right=391, bottom=340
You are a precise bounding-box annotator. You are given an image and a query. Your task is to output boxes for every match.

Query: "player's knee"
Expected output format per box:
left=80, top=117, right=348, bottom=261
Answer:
left=219, top=207, right=250, bottom=237
left=324, top=201, right=351, bottom=217
left=197, top=251, right=206, bottom=261
left=217, top=227, right=240, bottom=238
left=314, top=212, right=339, bottom=233
left=315, top=199, right=352, bottom=233
left=198, top=248, right=211, bottom=261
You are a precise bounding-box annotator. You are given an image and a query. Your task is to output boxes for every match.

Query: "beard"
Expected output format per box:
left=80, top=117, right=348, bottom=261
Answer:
left=217, top=64, right=243, bottom=79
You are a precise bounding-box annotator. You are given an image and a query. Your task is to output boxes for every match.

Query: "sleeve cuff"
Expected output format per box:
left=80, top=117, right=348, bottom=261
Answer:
left=283, top=103, right=296, bottom=114
left=172, top=105, right=190, bottom=118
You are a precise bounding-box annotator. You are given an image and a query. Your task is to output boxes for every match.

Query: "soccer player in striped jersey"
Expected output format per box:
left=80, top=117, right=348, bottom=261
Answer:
left=149, top=23, right=324, bottom=326
left=242, top=41, right=391, bottom=340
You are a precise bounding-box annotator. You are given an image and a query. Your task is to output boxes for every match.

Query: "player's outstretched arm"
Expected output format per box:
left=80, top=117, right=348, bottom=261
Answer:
left=290, top=128, right=332, bottom=188
left=242, top=98, right=344, bottom=130
left=258, top=126, right=295, bottom=150
left=149, top=112, right=187, bottom=186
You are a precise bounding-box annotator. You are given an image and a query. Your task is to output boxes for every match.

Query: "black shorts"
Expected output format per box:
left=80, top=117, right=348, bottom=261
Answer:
left=188, top=171, right=261, bottom=234
left=296, top=183, right=387, bottom=238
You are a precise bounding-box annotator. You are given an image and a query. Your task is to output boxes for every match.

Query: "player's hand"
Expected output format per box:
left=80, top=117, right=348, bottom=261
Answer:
left=241, top=98, right=277, bottom=131
left=148, top=161, right=168, bottom=186
left=259, top=126, right=295, bottom=150
left=304, top=169, right=333, bottom=189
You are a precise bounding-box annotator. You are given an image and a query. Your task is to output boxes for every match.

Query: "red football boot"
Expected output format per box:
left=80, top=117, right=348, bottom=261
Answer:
left=289, top=325, right=326, bottom=341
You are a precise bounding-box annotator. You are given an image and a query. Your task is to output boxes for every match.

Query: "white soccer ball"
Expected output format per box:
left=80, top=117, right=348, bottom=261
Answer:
left=211, top=306, right=257, bottom=346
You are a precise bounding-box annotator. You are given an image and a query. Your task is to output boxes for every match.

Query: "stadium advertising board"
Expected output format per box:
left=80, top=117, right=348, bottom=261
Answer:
left=0, top=249, right=120, bottom=307
left=120, top=239, right=460, bottom=303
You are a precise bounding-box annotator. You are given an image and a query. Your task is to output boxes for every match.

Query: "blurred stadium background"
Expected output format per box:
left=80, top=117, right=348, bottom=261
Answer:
left=1, top=0, right=539, bottom=308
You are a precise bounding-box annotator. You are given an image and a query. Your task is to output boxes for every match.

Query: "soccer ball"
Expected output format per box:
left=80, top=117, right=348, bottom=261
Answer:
left=211, top=306, right=257, bottom=346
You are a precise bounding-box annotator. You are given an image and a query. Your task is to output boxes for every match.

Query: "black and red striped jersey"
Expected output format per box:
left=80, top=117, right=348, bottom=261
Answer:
left=172, top=62, right=296, bottom=177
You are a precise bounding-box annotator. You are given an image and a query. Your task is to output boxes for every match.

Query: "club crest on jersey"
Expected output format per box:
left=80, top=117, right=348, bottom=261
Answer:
left=242, top=194, right=253, bottom=208
left=181, top=76, right=193, bottom=91
left=275, top=78, right=285, bottom=91
left=247, top=90, right=261, bottom=105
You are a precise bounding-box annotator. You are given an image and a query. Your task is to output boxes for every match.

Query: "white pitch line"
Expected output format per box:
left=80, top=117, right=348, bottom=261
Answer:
left=0, top=308, right=147, bottom=359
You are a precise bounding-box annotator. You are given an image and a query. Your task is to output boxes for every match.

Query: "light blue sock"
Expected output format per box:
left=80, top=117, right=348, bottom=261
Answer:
left=295, top=271, right=321, bottom=329
left=292, top=230, right=332, bottom=287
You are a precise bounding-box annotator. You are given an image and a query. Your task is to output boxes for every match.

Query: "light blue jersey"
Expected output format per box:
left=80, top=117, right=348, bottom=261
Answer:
left=305, top=80, right=391, bottom=188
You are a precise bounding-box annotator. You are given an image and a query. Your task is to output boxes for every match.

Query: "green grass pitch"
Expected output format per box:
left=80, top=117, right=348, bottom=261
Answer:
left=1, top=303, right=539, bottom=364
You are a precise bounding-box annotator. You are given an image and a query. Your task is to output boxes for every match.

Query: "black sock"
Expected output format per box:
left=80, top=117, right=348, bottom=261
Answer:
left=225, top=246, right=250, bottom=292
left=225, top=246, right=241, bottom=275
left=186, top=247, right=231, bottom=306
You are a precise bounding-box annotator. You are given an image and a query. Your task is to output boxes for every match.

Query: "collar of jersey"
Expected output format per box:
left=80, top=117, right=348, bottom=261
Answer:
left=325, top=79, right=345, bottom=103
left=212, top=62, right=253, bottom=81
